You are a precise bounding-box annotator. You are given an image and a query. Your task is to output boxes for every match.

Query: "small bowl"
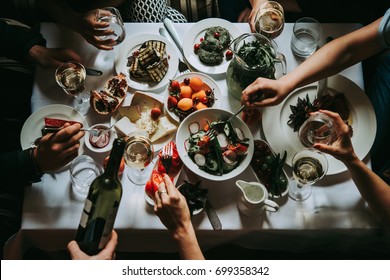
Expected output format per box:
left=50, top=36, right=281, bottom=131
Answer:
left=177, top=183, right=205, bottom=215
left=84, top=123, right=116, bottom=153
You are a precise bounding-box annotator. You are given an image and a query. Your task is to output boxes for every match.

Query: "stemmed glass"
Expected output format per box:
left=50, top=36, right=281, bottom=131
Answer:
left=289, top=148, right=328, bottom=201
left=55, top=61, right=89, bottom=115
left=254, top=1, right=285, bottom=40
left=124, top=131, right=154, bottom=185
left=96, top=7, right=126, bottom=46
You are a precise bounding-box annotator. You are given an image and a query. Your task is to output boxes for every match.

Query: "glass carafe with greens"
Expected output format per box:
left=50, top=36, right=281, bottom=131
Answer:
left=226, top=33, right=286, bottom=100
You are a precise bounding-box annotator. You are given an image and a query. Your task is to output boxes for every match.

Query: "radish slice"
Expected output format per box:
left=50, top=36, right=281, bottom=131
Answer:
left=223, top=150, right=237, bottom=164
left=234, top=126, right=245, bottom=141
left=194, top=154, right=206, bottom=166
left=184, top=139, right=190, bottom=151
left=188, top=122, right=200, bottom=134
left=216, top=132, right=229, bottom=149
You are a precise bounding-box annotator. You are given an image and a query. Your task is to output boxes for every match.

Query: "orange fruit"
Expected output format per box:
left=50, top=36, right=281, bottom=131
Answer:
left=177, top=98, right=193, bottom=111
left=189, top=77, right=204, bottom=91
left=195, top=102, right=208, bottom=110
left=180, top=85, right=193, bottom=98
left=191, top=90, right=206, bottom=101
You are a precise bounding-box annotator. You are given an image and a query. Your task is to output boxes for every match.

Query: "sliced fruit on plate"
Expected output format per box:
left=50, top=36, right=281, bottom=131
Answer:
left=90, top=73, right=128, bottom=115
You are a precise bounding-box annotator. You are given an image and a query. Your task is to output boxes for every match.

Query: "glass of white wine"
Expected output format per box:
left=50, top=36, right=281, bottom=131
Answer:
left=289, top=148, right=328, bottom=201
left=124, top=131, right=154, bottom=185
left=254, top=1, right=285, bottom=40
left=55, top=61, right=89, bottom=115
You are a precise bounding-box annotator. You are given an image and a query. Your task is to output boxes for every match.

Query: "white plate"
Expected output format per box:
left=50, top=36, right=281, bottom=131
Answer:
left=115, top=34, right=179, bottom=92
left=262, top=74, right=377, bottom=175
left=111, top=91, right=176, bottom=151
left=164, top=72, right=223, bottom=123
left=183, top=18, right=241, bottom=75
left=20, top=104, right=88, bottom=155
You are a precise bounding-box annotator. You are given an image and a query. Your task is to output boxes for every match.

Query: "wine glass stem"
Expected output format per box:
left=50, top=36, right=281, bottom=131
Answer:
left=75, top=96, right=83, bottom=104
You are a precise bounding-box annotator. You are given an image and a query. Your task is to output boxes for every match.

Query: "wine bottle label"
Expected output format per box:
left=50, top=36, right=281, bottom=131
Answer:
left=79, top=199, right=93, bottom=228
left=98, top=206, right=118, bottom=249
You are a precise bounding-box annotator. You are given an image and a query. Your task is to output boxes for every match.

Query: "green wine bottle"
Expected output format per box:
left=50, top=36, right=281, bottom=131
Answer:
left=75, top=138, right=125, bottom=255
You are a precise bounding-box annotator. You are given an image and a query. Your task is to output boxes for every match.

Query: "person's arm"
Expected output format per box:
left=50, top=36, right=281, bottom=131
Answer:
left=154, top=174, right=205, bottom=260
left=242, top=16, right=385, bottom=108
left=313, top=110, right=390, bottom=227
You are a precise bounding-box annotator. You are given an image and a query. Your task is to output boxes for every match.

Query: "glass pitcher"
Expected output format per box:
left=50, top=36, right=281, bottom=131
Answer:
left=226, top=33, right=286, bottom=100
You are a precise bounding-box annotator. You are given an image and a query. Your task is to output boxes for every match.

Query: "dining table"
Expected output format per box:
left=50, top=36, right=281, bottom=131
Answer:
left=4, top=20, right=390, bottom=259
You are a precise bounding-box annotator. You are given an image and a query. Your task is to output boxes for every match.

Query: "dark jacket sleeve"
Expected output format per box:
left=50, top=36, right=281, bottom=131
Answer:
left=0, top=149, right=42, bottom=191
left=0, top=19, right=46, bottom=62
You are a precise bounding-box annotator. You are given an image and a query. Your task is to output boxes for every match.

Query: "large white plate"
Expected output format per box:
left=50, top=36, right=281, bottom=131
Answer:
left=183, top=18, right=241, bottom=75
left=164, top=72, right=223, bottom=123
left=20, top=104, right=88, bottom=155
left=262, top=74, right=377, bottom=175
left=115, top=34, right=179, bottom=92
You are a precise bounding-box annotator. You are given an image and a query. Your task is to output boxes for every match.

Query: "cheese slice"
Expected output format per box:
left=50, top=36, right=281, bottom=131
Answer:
left=150, top=116, right=177, bottom=142
left=117, top=104, right=142, bottom=122
left=114, top=116, right=138, bottom=137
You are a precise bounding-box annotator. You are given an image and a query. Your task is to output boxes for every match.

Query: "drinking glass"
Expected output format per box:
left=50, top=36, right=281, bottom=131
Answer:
left=254, top=1, right=285, bottom=40
left=55, top=61, right=89, bottom=115
left=124, top=131, right=154, bottom=185
left=289, top=148, right=328, bottom=201
left=298, top=112, right=334, bottom=147
left=96, top=7, right=126, bottom=46
left=70, top=155, right=102, bottom=198
left=290, top=17, right=322, bottom=58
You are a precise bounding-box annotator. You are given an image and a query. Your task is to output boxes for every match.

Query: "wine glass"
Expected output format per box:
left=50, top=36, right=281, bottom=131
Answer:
left=124, top=131, right=154, bottom=185
left=289, top=148, right=328, bottom=201
left=96, top=7, right=126, bottom=46
left=254, top=1, right=285, bottom=40
left=55, top=61, right=89, bottom=115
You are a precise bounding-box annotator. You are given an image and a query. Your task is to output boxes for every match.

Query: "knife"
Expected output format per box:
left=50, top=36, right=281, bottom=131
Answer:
left=85, top=68, right=103, bottom=76
left=163, top=18, right=185, bottom=57
left=205, top=199, right=222, bottom=231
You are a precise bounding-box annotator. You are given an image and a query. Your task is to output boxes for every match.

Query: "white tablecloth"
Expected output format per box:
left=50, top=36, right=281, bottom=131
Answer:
left=5, top=22, right=390, bottom=259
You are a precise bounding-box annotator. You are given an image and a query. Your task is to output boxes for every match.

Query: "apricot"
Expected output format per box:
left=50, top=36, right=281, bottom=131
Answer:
left=180, top=85, right=193, bottom=98
left=177, top=98, right=193, bottom=111
left=191, top=90, right=206, bottom=101
left=195, top=102, right=208, bottom=111
left=189, top=77, right=204, bottom=91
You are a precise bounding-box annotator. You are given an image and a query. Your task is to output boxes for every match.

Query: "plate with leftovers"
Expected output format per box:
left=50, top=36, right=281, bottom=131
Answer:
left=182, top=18, right=241, bottom=75
left=115, top=34, right=179, bottom=92
left=111, top=91, right=178, bottom=151
left=262, top=74, right=377, bottom=175
left=20, top=104, right=88, bottom=155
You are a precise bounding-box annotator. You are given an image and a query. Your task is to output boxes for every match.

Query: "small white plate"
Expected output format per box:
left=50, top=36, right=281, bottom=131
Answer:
left=164, top=72, right=223, bottom=123
left=84, top=124, right=117, bottom=153
left=115, top=34, right=179, bottom=92
left=20, top=104, right=88, bottom=155
left=183, top=18, right=241, bottom=75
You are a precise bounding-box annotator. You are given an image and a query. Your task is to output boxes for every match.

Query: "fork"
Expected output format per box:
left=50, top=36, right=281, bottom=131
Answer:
left=161, top=142, right=173, bottom=173
left=41, top=124, right=113, bottom=137
left=178, top=59, right=191, bottom=74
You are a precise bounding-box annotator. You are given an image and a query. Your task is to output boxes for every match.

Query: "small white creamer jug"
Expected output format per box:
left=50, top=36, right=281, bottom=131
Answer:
left=235, top=180, right=279, bottom=216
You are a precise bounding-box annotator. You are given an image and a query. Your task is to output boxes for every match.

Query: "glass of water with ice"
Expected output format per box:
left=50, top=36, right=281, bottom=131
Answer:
left=290, top=17, right=322, bottom=58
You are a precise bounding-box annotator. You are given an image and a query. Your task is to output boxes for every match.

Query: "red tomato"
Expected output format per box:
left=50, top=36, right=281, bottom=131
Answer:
left=145, top=180, right=155, bottom=198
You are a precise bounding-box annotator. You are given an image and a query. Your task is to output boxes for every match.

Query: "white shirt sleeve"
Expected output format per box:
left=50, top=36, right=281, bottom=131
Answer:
left=378, top=8, right=390, bottom=48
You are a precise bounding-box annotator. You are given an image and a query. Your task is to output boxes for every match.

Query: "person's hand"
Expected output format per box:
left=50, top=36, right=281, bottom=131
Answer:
left=67, top=230, right=118, bottom=260
left=28, top=46, right=82, bottom=68
left=154, top=174, right=192, bottom=235
left=241, top=77, right=290, bottom=109
left=313, top=110, right=358, bottom=164
left=34, top=123, right=85, bottom=172
left=68, top=9, right=116, bottom=50
left=238, top=0, right=267, bottom=32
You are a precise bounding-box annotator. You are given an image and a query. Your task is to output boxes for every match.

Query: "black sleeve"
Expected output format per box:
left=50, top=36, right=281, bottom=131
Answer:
left=0, top=19, right=46, bottom=62
left=0, top=149, right=42, bottom=191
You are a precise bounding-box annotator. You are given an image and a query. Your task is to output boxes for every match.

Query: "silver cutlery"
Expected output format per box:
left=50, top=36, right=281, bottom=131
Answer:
left=85, top=68, right=103, bottom=76
left=316, top=78, right=327, bottom=99
left=205, top=199, right=222, bottom=231
left=161, top=19, right=191, bottom=73
left=41, top=126, right=112, bottom=137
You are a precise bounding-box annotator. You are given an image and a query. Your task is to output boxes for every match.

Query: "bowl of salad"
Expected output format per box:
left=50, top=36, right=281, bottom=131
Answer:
left=176, top=108, right=254, bottom=181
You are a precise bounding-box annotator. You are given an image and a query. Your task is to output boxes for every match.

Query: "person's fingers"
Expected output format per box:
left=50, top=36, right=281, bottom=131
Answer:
left=51, top=123, right=82, bottom=142
left=162, top=174, right=175, bottom=194
left=98, top=230, right=117, bottom=259
left=67, top=240, right=87, bottom=260
left=313, top=143, right=337, bottom=155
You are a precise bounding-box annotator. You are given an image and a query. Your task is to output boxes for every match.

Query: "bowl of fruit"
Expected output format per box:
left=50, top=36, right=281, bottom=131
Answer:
left=165, top=72, right=222, bottom=122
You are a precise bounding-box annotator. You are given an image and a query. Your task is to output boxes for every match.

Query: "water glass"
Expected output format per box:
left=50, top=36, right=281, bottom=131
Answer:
left=96, top=7, right=126, bottom=45
left=290, top=17, right=322, bottom=58
left=70, top=155, right=101, bottom=196
left=298, top=112, right=334, bottom=147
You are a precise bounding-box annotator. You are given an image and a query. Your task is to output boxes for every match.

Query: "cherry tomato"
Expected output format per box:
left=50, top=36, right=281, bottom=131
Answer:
left=214, top=32, right=220, bottom=38
left=194, top=43, right=200, bottom=51
left=226, top=50, right=233, bottom=59
left=183, top=78, right=190, bottom=85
